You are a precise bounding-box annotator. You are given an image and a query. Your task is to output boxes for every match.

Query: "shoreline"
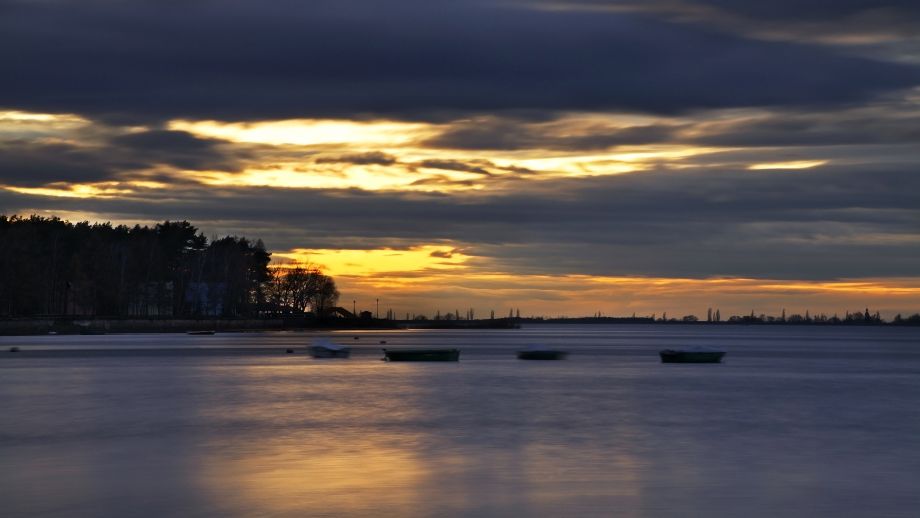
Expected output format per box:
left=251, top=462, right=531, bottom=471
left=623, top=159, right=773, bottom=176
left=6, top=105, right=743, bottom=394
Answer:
left=0, top=317, right=519, bottom=336
left=0, top=316, right=915, bottom=336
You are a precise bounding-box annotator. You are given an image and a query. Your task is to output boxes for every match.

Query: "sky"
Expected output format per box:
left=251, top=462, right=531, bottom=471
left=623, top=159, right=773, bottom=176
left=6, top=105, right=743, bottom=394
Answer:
left=2, top=0, right=919, bottom=318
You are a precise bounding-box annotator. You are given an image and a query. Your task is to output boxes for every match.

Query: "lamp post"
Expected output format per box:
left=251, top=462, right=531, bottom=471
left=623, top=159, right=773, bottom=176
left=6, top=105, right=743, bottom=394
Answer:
left=352, top=300, right=356, bottom=318
left=376, top=298, right=379, bottom=320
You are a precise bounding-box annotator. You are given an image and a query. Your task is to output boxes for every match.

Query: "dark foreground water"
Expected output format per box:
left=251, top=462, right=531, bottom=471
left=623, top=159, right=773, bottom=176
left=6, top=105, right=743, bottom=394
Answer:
left=2, top=325, right=919, bottom=517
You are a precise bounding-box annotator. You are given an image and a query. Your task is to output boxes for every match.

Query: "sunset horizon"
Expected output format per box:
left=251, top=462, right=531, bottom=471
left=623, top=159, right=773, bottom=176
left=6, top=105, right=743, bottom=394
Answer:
left=3, top=1, right=918, bottom=320
left=3, top=3, right=920, bottom=517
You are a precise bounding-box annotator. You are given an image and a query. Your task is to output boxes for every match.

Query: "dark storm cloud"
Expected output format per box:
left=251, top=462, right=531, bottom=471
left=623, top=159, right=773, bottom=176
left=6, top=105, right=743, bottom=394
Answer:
left=0, top=141, right=117, bottom=186
left=112, top=130, right=220, bottom=153
left=414, top=160, right=495, bottom=176
left=3, top=165, right=918, bottom=279
left=550, top=0, right=920, bottom=25
left=685, top=0, right=920, bottom=20
left=547, top=0, right=920, bottom=63
left=688, top=112, right=920, bottom=147
left=1, top=1, right=917, bottom=124
left=109, top=130, right=245, bottom=171
left=422, top=118, right=679, bottom=151
left=314, top=152, right=398, bottom=166
left=410, top=177, right=478, bottom=188
left=429, top=248, right=461, bottom=259
left=0, top=129, right=244, bottom=186
left=421, top=101, right=920, bottom=151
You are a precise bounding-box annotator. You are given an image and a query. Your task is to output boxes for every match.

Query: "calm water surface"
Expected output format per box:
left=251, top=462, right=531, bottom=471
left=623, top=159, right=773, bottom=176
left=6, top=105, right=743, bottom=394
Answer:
left=2, top=325, right=919, bottom=517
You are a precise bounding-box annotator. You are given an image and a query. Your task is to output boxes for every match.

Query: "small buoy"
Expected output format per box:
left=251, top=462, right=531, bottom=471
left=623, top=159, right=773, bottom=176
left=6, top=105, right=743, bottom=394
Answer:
left=379, top=340, right=387, bottom=344
left=285, top=348, right=294, bottom=354
left=9, top=347, right=20, bottom=352
left=353, top=336, right=359, bottom=340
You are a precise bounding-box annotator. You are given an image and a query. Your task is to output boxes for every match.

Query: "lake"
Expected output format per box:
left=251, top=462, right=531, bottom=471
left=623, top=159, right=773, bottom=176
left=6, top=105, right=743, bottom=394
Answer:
left=2, top=325, right=919, bottom=517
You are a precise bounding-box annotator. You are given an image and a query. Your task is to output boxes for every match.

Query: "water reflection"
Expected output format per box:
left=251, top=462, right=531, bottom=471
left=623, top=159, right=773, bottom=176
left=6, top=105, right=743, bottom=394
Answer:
left=198, top=438, right=430, bottom=517
left=2, top=327, right=920, bottom=517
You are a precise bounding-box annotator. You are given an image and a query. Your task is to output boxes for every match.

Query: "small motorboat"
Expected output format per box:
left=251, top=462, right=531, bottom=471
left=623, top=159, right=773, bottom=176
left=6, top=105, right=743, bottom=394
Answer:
left=383, top=348, right=460, bottom=362
left=659, top=347, right=725, bottom=363
left=187, top=330, right=216, bottom=336
left=311, top=339, right=351, bottom=358
left=517, top=346, right=567, bottom=360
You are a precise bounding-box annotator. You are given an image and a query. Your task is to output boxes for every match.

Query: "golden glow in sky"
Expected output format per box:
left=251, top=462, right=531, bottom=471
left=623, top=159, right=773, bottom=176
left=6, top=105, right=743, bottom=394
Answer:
left=748, top=160, right=828, bottom=170
left=330, top=264, right=920, bottom=318
left=274, top=246, right=471, bottom=277
left=164, top=117, right=726, bottom=191
left=0, top=110, right=88, bottom=124
left=5, top=183, right=135, bottom=199
left=3, top=109, right=918, bottom=317
left=0, top=110, right=838, bottom=196
left=169, top=119, right=436, bottom=146
left=268, top=245, right=920, bottom=318
left=190, top=165, right=426, bottom=191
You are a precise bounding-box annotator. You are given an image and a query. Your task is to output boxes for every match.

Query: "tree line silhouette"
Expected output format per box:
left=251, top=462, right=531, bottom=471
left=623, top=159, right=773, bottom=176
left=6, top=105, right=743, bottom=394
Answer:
left=0, top=215, right=337, bottom=318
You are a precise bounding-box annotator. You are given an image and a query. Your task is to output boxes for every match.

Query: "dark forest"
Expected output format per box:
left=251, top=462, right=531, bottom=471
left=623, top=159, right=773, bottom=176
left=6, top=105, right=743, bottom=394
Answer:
left=0, top=215, right=280, bottom=318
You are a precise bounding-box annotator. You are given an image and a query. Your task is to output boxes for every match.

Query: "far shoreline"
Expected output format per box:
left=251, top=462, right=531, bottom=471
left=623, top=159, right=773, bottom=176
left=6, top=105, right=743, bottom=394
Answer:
left=0, top=316, right=916, bottom=336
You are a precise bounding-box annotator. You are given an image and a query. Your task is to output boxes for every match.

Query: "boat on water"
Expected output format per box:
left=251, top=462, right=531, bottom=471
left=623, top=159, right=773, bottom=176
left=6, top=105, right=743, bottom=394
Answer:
left=187, top=330, right=216, bottom=336
left=517, top=346, right=567, bottom=360
left=383, top=348, right=460, bottom=362
left=311, top=339, right=351, bottom=358
left=659, top=347, right=725, bottom=363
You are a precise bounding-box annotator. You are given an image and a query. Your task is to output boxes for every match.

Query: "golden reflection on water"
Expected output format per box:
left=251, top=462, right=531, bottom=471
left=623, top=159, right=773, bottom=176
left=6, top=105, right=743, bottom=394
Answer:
left=190, top=362, right=436, bottom=517
left=185, top=360, right=654, bottom=517
left=197, top=437, right=430, bottom=516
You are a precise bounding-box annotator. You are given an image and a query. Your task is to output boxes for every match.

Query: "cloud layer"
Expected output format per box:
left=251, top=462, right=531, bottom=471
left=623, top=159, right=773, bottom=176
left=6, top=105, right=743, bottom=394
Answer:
left=2, top=0, right=918, bottom=123
left=1, top=0, right=918, bottom=314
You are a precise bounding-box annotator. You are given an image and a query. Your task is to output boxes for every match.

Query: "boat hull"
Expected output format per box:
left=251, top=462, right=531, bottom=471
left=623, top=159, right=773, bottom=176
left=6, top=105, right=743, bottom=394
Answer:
left=383, top=348, right=460, bottom=362
left=659, top=350, right=725, bottom=363
left=517, top=350, right=567, bottom=360
left=311, top=347, right=351, bottom=358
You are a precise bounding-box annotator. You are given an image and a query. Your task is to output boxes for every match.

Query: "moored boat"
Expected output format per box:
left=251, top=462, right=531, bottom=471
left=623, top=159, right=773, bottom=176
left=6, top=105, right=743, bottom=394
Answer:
left=517, top=346, right=567, bottom=360
left=383, top=348, right=460, bottom=362
left=659, top=347, right=725, bottom=363
left=311, top=339, right=351, bottom=358
left=187, top=330, right=216, bottom=336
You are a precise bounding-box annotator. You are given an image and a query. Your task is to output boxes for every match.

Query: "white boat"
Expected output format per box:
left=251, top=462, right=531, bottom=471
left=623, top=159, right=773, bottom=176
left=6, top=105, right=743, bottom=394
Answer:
left=310, top=339, right=351, bottom=358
